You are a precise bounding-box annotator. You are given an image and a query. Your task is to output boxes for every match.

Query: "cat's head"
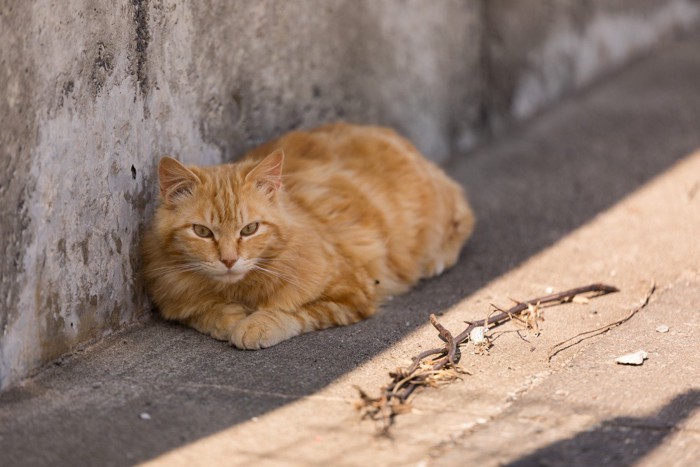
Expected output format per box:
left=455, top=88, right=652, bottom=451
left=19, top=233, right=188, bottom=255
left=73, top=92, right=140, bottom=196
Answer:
left=152, top=150, right=286, bottom=284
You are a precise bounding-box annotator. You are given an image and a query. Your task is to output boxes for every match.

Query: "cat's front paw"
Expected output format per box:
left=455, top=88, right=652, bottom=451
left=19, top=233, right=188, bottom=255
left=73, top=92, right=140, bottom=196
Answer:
left=229, top=311, right=302, bottom=350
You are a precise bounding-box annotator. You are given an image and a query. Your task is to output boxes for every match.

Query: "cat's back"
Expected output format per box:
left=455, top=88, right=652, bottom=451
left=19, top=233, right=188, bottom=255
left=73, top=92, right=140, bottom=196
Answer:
left=247, top=123, right=448, bottom=201
left=245, top=123, right=474, bottom=292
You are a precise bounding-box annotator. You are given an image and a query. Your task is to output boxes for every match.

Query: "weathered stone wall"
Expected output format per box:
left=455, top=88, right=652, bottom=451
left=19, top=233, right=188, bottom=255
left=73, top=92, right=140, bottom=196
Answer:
left=482, top=0, right=700, bottom=133
left=1, top=0, right=698, bottom=390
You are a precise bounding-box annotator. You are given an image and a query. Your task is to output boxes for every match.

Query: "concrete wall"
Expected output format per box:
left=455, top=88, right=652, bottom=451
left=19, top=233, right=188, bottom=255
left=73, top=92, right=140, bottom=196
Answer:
left=483, top=0, right=700, bottom=133
left=1, top=0, right=698, bottom=390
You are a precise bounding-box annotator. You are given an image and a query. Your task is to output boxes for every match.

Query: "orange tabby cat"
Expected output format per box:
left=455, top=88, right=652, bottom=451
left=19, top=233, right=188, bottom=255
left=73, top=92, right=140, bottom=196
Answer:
left=142, top=123, right=474, bottom=349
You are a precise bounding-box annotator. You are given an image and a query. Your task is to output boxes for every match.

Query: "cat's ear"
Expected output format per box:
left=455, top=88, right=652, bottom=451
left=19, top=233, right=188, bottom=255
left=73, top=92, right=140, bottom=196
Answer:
left=246, top=149, right=284, bottom=197
left=158, top=157, right=200, bottom=204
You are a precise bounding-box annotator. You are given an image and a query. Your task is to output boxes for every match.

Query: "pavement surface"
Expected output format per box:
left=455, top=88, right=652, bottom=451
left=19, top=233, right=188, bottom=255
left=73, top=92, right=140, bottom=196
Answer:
left=2, top=32, right=700, bottom=467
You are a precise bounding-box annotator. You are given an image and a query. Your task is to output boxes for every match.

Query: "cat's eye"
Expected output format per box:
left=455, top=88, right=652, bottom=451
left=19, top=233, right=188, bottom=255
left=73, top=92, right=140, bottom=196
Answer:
left=240, top=222, right=259, bottom=237
left=192, top=224, right=213, bottom=238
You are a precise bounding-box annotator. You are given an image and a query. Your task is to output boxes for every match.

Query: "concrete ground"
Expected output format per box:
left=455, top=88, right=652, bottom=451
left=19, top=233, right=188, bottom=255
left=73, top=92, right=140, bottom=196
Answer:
left=2, top=32, right=700, bottom=467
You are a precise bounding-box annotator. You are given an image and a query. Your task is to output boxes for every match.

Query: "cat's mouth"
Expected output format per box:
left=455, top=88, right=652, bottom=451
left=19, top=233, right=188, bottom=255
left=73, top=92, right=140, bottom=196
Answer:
left=215, top=270, right=247, bottom=283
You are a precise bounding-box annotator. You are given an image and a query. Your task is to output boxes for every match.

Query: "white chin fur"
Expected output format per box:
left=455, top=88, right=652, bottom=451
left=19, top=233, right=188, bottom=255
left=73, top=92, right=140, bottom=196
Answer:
left=215, top=272, right=246, bottom=283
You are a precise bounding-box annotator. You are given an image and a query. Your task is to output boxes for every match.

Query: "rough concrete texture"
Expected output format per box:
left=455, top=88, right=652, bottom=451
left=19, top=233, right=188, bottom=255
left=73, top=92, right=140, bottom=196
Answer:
left=1, top=30, right=700, bottom=466
left=433, top=277, right=700, bottom=466
left=1, top=0, right=698, bottom=390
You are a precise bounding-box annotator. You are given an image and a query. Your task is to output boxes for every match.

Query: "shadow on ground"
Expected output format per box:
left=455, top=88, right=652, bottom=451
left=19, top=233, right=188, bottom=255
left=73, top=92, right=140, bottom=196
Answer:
left=507, top=389, right=700, bottom=466
left=1, top=35, right=700, bottom=467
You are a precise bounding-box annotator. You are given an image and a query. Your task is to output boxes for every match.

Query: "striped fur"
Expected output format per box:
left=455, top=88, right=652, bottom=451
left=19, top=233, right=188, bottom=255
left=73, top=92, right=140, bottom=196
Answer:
left=142, top=123, right=474, bottom=349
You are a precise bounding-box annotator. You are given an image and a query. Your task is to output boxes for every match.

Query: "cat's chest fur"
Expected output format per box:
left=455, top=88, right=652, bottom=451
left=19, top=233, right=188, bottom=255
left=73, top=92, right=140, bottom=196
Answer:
left=142, top=123, right=474, bottom=349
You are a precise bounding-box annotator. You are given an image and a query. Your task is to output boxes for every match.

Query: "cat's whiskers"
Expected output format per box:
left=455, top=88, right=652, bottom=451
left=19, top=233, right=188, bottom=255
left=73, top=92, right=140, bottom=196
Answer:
left=145, top=262, right=207, bottom=278
left=253, top=262, right=305, bottom=290
left=146, top=263, right=200, bottom=273
left=256, top=257, right=320, bottom=277
left=256, top=256, right=317, bottom=274
left=253, top=263, right=300, bottom=285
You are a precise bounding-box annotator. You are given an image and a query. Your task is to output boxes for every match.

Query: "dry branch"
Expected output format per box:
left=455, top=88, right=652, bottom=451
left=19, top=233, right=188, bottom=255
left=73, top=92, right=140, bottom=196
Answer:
left=547, top=281, right=655, bottom=361
left=355, top=283, right=619, bottom=435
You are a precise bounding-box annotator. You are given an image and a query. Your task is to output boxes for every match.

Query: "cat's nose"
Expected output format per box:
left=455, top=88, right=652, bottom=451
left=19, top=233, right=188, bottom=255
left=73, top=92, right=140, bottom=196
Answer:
left=221, top=258, right=237, bottom=269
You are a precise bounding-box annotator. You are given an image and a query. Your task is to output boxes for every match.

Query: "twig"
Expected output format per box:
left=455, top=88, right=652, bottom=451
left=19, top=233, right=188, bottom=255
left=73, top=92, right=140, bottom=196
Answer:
left=355, top=283, right=619, bottom=434
left=547, top=281, right=656, bottom=362
left=430, top=314, right=457, bottom=368
left=453, top=283, right=618, bottom=344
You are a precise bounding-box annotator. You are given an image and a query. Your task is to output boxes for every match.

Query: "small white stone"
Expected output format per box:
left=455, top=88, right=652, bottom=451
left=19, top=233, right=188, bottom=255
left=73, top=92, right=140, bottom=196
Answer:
left=469, top=326, right=486, bottom=344
left=615, top=350, right=648, bottom=365
left=545, top=286, right=554, bottom=294
left=655, top=325, right=669, bottom=333
left=139, top=412, right=151, bottom=420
